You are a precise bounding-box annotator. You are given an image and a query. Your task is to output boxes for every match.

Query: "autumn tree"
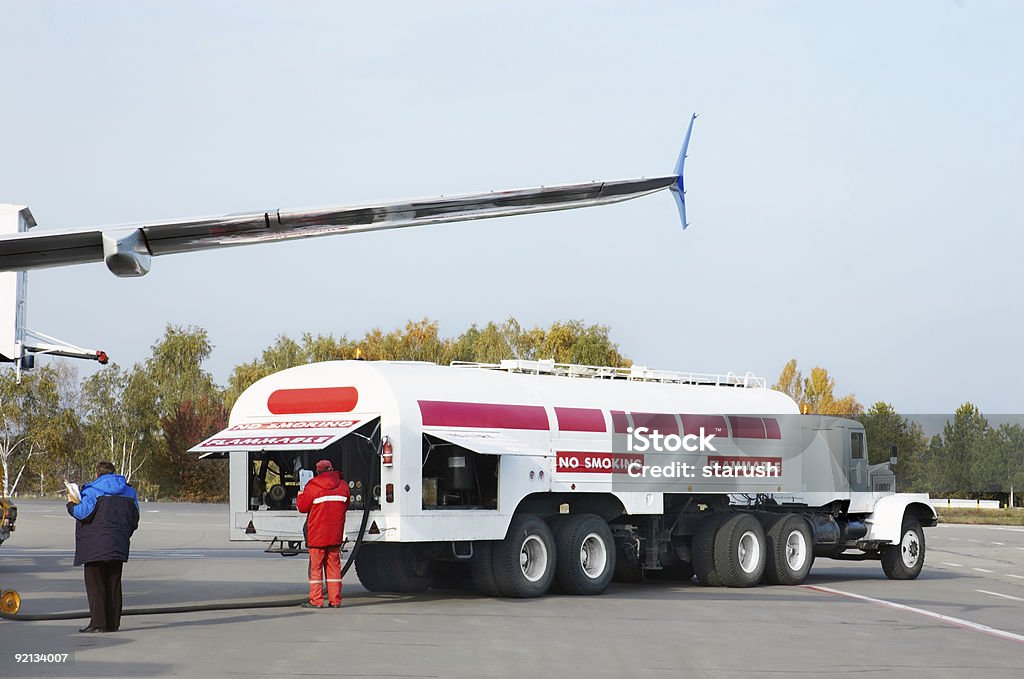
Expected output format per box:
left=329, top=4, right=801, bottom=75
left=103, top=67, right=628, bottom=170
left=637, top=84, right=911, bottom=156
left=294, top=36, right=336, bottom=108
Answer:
left=141, top=325, right=226, bottom=498
left=161, top=397, right=228, bottom=501
left=772, top=359, right=862, bottom=415
left=225, top=318, right=631, bottom=410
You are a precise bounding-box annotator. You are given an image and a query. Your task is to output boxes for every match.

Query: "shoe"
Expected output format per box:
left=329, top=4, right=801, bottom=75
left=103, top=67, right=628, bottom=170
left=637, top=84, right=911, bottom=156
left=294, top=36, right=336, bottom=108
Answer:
left=104, top=627, right=119, bottom=632
left=78, top=626, right=103, bottom=633
left=328, top=603, right=341, bottom=608
left=299, top=602, right=323, bottom=609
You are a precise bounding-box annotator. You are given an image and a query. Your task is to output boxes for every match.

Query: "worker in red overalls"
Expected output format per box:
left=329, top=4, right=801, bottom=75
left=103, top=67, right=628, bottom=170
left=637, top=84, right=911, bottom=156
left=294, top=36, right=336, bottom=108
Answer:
left=296, top=459, right=349, bottom=608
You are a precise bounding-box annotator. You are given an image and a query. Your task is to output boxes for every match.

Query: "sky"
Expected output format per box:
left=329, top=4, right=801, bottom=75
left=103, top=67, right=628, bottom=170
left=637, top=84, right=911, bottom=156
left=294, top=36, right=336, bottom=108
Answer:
left=0, top=1, right=1021, bottom=413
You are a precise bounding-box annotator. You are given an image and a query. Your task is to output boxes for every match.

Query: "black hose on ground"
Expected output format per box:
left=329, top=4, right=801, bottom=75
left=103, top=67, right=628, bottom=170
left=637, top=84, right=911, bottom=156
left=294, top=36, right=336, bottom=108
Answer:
left=0, top=597, right=309, bottom=621
left=1, top=432, right=380, bottom=622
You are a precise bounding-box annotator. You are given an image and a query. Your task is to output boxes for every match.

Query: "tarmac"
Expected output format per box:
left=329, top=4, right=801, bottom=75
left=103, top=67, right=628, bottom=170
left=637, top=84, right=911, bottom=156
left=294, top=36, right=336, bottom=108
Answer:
left=1, top=499, right=1023, bottom=678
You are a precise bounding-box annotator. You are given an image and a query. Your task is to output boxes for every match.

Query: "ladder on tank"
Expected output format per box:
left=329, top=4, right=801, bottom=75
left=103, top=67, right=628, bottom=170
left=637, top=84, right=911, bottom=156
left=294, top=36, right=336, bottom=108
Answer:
left=450, top=359, right=766, bottom=389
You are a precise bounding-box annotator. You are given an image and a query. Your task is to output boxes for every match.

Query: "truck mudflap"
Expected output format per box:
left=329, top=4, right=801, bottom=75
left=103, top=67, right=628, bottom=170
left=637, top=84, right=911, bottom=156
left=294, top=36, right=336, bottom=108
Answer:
left=863, top=494, right=936, bottom=544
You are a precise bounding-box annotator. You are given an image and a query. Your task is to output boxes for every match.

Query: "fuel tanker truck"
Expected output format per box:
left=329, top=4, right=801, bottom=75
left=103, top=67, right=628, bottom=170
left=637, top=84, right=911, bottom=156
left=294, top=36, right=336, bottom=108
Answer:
left=189, top=359, right=935, bottom=597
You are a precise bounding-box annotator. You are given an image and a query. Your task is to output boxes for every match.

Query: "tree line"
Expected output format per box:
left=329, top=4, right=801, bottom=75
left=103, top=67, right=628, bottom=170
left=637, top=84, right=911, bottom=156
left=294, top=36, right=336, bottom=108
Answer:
left=774, top=359, right=1024, bottom=499
left=1, top=327, right=1019, bottom=503
left=0, top=319, right=627, bottom=501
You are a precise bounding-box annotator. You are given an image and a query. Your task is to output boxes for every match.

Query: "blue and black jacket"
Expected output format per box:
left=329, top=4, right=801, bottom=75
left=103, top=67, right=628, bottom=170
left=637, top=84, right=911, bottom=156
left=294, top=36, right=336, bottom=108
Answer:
left=66, top=473, right=140, bottom=566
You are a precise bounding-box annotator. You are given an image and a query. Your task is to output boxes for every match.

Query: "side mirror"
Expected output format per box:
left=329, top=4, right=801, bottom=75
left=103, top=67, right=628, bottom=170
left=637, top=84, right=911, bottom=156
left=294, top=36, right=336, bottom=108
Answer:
left=889, top=444, right=898, bottom=466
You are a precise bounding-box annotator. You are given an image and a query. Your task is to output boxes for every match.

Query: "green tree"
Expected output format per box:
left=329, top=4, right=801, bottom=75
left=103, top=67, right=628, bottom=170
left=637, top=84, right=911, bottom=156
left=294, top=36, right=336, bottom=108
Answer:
left=533, top=320, right=629, bottom=366
left=969, top=422, right=1024, bottom=497
left=857, top=402, right=928, bottom=491
left=224, top=335, right=308, bottom=409
left=79, top=363, right=157, bottom=485
left=0, top=362, right=83, bottom=496
left=929, top=403, right=989, bottom=496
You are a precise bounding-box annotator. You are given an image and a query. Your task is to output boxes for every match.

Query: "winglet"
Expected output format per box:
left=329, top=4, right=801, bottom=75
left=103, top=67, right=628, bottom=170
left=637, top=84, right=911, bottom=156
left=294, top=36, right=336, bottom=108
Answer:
left=670, top=113, right=698, bottom=229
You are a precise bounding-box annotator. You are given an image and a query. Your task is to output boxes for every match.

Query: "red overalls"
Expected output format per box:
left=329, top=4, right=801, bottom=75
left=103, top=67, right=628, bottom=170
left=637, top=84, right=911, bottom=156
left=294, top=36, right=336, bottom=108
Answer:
left=296, top=470, right=349, bottom=606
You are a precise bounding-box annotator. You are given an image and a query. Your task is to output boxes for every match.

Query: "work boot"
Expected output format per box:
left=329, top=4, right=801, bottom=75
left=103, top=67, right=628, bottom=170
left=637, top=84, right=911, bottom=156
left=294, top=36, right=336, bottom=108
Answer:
left=300, top=602, right=323, bottom=609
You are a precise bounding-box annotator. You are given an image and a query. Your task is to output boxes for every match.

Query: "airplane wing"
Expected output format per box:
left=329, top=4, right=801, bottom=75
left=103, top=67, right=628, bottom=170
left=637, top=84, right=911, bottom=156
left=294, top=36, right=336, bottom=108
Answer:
left=0, top=115, right=696, bottom=278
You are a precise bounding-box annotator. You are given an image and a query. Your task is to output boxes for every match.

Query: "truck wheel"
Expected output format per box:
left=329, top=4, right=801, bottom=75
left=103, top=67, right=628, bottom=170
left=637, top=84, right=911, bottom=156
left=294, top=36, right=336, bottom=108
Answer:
left=492, top=514, right=556, bottom=598
left=764, top=514, right=813, bottom=585
left=881, top=516, right=925, bottom=580
left=354, top=542, right=386, bottom=591
left=554, top=514, right=616, bottom=595
left=692, top=513, right=726, bottom=587
left=354, top=543, right=434, bottom=593
left=714, top=513, right=766, bottom=588
left=470, top=541, right=502, bottom=596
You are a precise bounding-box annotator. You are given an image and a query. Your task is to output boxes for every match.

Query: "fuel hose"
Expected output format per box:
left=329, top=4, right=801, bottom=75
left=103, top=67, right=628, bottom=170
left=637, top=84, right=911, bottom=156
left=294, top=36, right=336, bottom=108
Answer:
left=1, top=434, right=378, bottom=622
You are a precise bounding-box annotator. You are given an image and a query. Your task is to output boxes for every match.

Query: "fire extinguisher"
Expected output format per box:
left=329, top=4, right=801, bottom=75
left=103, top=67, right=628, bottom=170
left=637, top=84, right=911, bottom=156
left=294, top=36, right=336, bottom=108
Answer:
left=381, top=435, right=393, bottom=467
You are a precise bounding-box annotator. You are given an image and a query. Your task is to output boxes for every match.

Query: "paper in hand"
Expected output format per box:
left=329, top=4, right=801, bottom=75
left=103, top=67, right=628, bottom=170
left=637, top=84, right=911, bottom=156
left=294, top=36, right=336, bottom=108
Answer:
left=64, top=480, right=81, bottom=504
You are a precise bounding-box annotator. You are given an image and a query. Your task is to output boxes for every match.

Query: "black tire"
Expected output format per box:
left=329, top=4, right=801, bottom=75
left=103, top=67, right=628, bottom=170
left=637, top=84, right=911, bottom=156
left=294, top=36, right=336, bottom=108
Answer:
left=354, top=543, right=434, bottom=593
left=491, top=514, right=557, bottom=598
left=692, top=513, right=726, bottom=587
left=470, top=541, right=502, bottom=596
left=763, top=514, right=814, bottom=585
left=714, top=513, right=767, bottom=588
left=881, top=515, right=925, bottom=580
left=612, top=539, right=644, bottom=583
left=554, top=514, right=616, bottom=595
left=354, top=542, right=385, bottom=591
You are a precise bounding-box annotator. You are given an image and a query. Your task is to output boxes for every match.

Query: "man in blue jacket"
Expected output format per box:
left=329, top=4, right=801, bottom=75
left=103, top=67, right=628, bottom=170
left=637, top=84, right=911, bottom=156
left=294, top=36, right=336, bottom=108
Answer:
left=66, top=461, right=140, bottom=633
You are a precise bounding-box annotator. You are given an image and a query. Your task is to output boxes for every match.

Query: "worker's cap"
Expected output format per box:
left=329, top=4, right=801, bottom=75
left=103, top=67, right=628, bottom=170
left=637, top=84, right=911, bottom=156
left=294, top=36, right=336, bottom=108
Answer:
left=315, top=459, right=334, bottom=472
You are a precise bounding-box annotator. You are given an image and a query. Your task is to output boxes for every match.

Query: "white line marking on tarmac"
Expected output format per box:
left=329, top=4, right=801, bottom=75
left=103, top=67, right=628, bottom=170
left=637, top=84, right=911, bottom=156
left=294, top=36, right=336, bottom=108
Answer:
left=141, top=521, right=224, bottom=527
left=977, top=590, right=1024, bottom=603
left=1007, top=575, right=1024, bottom=580
left=969, top=539, right=982, bottom=543
left=992, top=542, right=1006, bottom=546
left=802, top=585, right=1024, bottom=645
left=974, top=568, right=995, bottom=573
left=941, top=562, right=963, bottom=567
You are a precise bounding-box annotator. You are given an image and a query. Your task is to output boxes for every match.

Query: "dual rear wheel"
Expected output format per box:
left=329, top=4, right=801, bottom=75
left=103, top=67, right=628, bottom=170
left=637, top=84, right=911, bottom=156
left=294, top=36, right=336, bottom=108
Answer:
left=470, top=513, right=616, bottom=598
left=693, top=512, right=812, bottom=587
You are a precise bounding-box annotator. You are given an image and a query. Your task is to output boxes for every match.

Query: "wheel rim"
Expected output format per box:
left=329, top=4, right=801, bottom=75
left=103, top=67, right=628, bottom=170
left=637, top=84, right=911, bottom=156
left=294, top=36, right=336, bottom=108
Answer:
left=519, top=535, right=549, bottom=582
left=900, top=530, right=920, bottom=568
left=579, top=532, right=608, bottom=579
left=737, top=530, right=761, bottom=574
left=784, top=529, right=807, bottom=572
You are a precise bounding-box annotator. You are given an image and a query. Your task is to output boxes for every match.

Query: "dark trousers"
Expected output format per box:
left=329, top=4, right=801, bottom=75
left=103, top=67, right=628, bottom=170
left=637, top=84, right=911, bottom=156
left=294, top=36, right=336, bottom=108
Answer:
left=84, top=560, right=124, bottom=630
